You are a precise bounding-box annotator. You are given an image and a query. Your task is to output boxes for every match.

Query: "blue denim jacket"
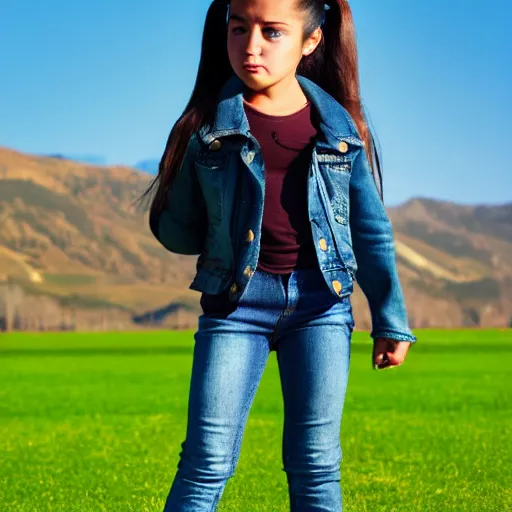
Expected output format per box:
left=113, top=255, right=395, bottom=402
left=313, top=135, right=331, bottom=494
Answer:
left=152, top=74, right=417, bottom=343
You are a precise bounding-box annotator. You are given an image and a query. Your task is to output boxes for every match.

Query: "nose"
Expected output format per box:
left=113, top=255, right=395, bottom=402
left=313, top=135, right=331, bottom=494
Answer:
left=245, top=27, right=263, bottom=56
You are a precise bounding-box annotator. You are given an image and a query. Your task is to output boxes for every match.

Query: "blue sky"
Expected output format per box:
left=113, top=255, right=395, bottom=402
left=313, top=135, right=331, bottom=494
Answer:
left=1, top=0, right=510, bottom=206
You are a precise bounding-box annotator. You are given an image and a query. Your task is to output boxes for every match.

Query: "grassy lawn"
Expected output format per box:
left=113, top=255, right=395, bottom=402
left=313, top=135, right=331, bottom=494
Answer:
left=0, top=329, right=511, bottom=511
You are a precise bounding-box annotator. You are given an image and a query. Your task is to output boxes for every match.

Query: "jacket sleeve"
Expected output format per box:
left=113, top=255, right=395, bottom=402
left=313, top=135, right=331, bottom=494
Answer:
left=349, top=146, right=417, bottom=343
left=149, top=133, right=207, bottom=255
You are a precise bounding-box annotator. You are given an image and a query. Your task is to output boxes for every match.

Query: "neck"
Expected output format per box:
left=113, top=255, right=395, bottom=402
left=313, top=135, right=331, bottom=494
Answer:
left=243, top=75, right=308, bottom=116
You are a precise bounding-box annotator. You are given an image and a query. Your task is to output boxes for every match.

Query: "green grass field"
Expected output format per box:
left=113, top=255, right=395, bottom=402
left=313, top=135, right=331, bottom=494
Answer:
left=1, top=329, right=511, bottom=511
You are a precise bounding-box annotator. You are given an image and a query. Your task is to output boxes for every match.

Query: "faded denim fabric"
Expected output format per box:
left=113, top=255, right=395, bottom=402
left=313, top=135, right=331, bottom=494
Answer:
left=152, top=74, right=416, bottom=343
left=163, top=266, right=354, bottom=511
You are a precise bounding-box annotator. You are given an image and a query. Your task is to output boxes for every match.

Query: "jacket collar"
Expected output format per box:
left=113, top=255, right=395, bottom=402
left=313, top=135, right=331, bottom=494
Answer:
left=198, top=74, right=363, bottom=151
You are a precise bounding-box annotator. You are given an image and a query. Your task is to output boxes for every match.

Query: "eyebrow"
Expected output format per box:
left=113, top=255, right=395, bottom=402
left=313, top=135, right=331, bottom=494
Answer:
left=228, top=14, right=290, bottom=27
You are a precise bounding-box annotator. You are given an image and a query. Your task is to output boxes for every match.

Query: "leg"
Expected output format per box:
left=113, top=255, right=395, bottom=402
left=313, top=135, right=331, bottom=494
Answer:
left=275, top=272, right=354, bottom=511
left=163, top=328, right=271, bottom=511
left=163, top=269, right=286, bottom=511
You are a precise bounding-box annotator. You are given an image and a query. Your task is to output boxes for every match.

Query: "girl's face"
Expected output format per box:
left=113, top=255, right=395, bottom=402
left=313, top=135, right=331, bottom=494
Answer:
left=227, top=0, right=321, bottom=92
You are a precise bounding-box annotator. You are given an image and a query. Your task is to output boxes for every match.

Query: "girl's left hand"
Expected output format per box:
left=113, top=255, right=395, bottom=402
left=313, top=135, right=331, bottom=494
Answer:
left=372, top=338, right=411, bottom=370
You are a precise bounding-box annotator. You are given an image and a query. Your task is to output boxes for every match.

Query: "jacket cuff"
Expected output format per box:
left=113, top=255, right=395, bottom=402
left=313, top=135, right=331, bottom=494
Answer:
left=371, top=330, right=417, bottom=343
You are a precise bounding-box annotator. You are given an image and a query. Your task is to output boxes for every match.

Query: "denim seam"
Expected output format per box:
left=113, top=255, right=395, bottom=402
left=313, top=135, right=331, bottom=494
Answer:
left=229, top=377, right=261, bottom=476
left=210, top=485, right=224, bottom=512
left=269, top=308, right=287, bottom=347
left=266, top=274, right=287, bottom=346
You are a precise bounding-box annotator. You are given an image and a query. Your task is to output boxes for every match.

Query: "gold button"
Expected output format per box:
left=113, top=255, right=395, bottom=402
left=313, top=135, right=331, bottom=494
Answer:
left=246, top=229, right=255, bottom=243
left=243, top=265, right=252, bottom=277
left=230, top=283, right=238, bottom=294
left=245, top=151, right=255, bottom=164
left=318, top=238, right=328, bottom=251
left=338, top=141, right=349, bottom=153
left=332, top=280, right=343, bottom=295
left=209, top=139, right=222, bottom=151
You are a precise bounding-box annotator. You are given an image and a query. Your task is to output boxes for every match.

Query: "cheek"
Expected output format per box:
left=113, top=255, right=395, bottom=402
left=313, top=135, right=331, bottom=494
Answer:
left=227, top=37, right=243, bottom=62
left=268, top=41, right=302, bottom=66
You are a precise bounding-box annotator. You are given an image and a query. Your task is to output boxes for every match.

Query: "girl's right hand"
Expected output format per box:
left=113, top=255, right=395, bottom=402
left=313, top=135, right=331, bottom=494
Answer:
left=372, top=338, right=412, bottom=370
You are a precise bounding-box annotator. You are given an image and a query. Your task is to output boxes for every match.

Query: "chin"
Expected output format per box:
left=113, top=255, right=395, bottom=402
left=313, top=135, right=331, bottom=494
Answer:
left=234, top=70, right=276, bottom=92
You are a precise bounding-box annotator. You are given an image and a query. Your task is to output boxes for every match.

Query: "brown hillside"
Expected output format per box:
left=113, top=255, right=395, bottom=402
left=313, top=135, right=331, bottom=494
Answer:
left=1, top=146, right=511, bottom=330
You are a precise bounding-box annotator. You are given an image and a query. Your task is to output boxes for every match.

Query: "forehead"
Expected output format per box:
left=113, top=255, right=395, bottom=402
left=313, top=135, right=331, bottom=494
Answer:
left=229, top=0, right=303, bottom=23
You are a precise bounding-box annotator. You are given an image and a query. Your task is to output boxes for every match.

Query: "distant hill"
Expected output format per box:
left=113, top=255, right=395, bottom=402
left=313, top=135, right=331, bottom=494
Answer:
left=0, top=145, right=511, bottom=330
left=43, top=153, right=107, bottom=166
left=386, top=198, right=512, bottom=328
left=0, top=146, right=199, bottom=329
left=134, top=159, right=159, bottom=175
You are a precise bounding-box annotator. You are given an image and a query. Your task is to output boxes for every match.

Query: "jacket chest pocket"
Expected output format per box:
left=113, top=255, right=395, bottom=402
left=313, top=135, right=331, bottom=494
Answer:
left=314, top=151, right=353, bottom=231
left=195, top=154, right=230, bottom=225
left=319, top=159, right=352, bottom=207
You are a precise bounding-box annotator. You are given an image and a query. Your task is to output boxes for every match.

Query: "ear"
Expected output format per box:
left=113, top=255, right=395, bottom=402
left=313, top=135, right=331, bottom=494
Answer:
left=302, top=27, right=323, bottom=57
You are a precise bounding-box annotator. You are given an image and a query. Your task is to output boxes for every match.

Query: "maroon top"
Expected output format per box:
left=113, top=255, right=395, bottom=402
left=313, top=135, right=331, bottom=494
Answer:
left=244, top=100, right=319, bottom=274
left=199, top=100, right=319, bottom=315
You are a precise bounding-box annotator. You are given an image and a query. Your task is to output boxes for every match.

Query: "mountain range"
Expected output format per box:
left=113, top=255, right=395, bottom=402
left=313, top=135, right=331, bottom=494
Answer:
left=43, top=153, right=159, bottom=174
left=0, top=145, right=510, bottom=331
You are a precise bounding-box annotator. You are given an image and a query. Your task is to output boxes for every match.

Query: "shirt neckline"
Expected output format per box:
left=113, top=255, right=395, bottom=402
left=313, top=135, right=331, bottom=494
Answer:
left=243, top=99, right=311, bottom=121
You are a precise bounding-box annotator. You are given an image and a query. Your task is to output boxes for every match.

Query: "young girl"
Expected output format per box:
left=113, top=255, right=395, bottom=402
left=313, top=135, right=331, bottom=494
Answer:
left=142, top=0, right=417, bottom=509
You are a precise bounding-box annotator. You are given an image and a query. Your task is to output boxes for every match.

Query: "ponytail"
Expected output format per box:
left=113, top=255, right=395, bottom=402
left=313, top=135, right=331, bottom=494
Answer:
left=138, top=0, right=384, bottom=211
left=138, top=0, right=232, bottom=212
left=298, top=0, right=384, bottom=200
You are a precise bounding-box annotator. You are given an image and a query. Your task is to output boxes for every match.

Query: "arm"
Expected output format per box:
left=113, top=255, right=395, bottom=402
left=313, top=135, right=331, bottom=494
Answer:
left=150, top=133, right=207, bottom=255
left=349, top=147, right=417, bottom=343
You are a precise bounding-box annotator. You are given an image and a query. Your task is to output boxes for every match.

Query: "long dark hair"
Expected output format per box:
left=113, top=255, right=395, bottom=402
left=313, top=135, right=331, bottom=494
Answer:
left=138, top=0, right=383, bottom=213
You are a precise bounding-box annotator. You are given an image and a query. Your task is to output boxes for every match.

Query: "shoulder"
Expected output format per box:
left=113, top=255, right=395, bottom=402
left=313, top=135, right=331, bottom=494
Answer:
left=296, top=75, right=361, bottom=141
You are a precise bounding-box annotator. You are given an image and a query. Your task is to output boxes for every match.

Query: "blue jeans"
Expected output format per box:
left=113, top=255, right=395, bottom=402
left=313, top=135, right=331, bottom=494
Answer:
left=163, top=266, right=355, bottom=511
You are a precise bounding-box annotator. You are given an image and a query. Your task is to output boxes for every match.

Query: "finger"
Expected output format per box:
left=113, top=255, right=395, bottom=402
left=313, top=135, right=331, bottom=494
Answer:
left=372, top=341, right=389, bottom=366
left=373, top=351, right=390, bottom=370
left=387, top=342, right=410, bottom=365
left=374, top=352, right=385, bottom=364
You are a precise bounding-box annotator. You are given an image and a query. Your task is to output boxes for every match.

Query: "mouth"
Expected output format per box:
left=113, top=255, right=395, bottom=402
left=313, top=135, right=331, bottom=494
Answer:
left=242, top=63, right=265, bottom=72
